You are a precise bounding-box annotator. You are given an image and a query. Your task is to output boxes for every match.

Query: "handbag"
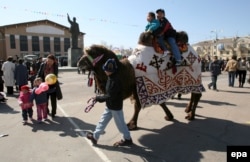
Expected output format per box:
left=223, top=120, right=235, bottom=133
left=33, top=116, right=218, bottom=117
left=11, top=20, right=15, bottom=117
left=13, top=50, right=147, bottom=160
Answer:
left=55, top=81, right=63, bottom=100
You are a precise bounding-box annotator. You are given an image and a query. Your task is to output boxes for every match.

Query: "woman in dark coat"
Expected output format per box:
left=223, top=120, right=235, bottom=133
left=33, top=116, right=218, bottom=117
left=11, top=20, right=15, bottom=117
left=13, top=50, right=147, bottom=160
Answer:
left=37, top=54, right=62, bottom=118
left=14, top=59, right=29, bottom=90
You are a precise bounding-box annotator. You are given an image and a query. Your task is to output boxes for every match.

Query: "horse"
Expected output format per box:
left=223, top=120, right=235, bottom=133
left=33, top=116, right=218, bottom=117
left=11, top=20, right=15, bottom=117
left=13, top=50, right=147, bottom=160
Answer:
left=78, top=31, right=204, bottom=130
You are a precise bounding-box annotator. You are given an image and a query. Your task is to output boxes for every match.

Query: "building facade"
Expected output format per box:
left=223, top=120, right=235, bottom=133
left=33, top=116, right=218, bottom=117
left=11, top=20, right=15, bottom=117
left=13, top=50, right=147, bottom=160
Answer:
left=0, top=19, right=85, bottom=60
left=192, top=36, right=250, bottom=60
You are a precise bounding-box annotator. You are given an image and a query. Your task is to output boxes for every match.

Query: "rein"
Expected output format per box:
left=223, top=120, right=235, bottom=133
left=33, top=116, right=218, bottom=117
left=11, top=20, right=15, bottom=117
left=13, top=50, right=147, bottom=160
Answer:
left=84, top=97, right=97, bottom=113
left=86, top=54, right=104, bottom=87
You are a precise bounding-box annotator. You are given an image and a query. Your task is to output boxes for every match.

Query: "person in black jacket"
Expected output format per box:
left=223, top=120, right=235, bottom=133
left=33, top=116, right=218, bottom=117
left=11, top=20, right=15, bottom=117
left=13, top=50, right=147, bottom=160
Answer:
left=208, top=56, right=221, bottom=91
left=155, top=9, right=182, bottom=66
left=87, top=59, right=133, bottom=146
left=36, top=54, right=62, bottom=118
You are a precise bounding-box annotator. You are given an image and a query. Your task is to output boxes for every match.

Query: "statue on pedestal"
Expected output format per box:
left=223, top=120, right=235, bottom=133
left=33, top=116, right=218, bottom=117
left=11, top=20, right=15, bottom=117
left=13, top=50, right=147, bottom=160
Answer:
left=67, top=13, right=80, bottom=49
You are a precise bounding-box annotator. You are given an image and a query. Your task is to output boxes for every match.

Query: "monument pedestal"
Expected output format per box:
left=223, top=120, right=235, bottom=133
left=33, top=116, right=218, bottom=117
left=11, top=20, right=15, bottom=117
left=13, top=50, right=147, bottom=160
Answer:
left=68, top=48, right=82, bottom=67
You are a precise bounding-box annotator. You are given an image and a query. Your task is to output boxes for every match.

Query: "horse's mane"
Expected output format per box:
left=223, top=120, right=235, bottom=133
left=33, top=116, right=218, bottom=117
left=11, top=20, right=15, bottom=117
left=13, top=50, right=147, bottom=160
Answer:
left=85, top=44, right=120, bottom=63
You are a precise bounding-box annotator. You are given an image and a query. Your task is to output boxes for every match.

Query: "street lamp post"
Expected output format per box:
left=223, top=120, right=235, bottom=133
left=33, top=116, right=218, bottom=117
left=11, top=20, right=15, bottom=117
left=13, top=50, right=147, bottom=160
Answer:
left=211, top=30, right=218, bottom=56
left=211, top=30, right=222, bottom=56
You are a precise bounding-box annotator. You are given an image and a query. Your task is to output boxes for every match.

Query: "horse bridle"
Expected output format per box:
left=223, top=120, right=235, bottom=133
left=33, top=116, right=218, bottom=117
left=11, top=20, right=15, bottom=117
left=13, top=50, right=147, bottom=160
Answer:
left=83, top=54, right=104, bottom=113
left=86, top=54, right=104, bottom=68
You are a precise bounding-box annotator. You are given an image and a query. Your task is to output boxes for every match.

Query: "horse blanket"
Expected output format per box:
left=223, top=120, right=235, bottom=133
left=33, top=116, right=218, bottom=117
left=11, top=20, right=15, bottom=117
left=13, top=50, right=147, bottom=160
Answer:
left=128, top=44, right=205, bottom=108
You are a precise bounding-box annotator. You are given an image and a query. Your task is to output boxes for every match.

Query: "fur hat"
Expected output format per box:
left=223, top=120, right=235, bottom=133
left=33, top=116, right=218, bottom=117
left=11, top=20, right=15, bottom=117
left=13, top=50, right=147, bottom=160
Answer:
left=21, top=85, right=30, bottom=91
left=102, top=59, right=118, bottom=73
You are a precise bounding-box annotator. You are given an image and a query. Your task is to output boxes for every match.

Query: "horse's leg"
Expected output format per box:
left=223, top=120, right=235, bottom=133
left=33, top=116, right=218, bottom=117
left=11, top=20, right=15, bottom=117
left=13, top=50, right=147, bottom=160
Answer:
left=127, top=100, right=141, bottom=130
left=185, top=93, right=194, bottom=113
left=185, top=93, right=202, bottom=120
left=160, top=103, right=174, bottom=121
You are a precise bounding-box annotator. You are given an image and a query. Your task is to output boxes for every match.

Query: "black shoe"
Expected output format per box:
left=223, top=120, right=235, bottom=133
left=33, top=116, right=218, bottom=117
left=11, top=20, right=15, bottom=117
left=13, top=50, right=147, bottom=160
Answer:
left=207, top=84, right=211, bottom=89
left=113, top=139, right=133, bottom=147
left=177, top=94, right=182, bottom=100
left=86, top=133, right=97, bottom=145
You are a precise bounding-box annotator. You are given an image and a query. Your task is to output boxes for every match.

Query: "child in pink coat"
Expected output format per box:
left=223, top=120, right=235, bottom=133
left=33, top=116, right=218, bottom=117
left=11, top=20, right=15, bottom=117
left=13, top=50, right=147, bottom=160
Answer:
left=18, top=85, right=33, bottom=124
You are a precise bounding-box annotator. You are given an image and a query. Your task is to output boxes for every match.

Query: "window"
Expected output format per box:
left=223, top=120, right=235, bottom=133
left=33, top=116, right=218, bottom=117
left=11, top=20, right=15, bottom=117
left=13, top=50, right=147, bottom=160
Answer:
left=20, top=35, right=28, bottom=51
left=32, top=36, right=40, bottom=51
left=64, top=38, right=70, bottom=52
left=10, top=35, right=16, bottom=49
left=54, top=37, right=60, bottom=52
left=43, top=37, right=50, bottom=52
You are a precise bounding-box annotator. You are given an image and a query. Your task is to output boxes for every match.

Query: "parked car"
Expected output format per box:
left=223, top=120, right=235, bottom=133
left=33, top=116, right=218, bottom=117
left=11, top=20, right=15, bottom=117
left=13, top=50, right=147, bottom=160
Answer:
left=23, top=54, right=38, bottom=62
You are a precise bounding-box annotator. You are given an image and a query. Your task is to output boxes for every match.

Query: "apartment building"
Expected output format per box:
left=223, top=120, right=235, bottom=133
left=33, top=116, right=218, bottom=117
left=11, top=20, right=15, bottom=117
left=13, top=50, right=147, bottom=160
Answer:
left=192, top=36, right=250, bottom=60
left=0, top=19, right=85, bottom=60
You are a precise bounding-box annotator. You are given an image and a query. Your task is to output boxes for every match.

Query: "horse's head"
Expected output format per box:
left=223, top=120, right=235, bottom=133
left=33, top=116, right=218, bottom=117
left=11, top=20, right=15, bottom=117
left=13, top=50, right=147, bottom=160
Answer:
left=77, top=45, right=120, bottom=91
left=78, top=45, right=118, bottom=71
left=138, top=32, right=154, bottom=46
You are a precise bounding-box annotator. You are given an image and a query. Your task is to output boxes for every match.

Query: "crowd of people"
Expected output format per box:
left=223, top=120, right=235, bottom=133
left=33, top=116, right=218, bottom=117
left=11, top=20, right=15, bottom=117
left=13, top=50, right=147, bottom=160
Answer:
left=207, top=55, right=250, bottom=91
left=0, top=54, right=62, bottom=124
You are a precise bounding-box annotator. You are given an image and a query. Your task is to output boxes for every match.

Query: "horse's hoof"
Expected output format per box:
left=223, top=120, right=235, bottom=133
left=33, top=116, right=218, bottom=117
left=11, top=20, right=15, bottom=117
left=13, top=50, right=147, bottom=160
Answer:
left=127, top=122, right=138, bottom=131
left=185, top=108, right=191, bottom=113
left=185, top=115, right=195, bottom=120
left=129, top=127, right=138, bottom=131
left=165, top=115, right=174, bottom=121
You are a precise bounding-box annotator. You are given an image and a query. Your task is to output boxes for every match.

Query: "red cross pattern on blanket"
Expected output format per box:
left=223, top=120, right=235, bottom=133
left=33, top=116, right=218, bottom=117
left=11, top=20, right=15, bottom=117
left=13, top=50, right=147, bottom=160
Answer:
left=136, top=62, right=147, bottom=72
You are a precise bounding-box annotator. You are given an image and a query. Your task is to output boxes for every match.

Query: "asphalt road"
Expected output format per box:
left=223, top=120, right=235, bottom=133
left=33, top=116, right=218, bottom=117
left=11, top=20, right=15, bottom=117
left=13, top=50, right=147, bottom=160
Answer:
left=0, top=71, right=250, bottom=162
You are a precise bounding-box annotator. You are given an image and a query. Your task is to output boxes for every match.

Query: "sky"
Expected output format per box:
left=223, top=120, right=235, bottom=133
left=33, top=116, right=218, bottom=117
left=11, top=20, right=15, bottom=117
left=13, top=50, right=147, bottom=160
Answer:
left=1, top=0, right=250, bottom=49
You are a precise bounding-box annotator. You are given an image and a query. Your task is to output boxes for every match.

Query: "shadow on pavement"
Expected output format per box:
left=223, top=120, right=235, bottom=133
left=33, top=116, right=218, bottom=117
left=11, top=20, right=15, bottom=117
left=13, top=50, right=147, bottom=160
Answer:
left=218, top=89, right=250, bottom=94
left=95, top=116, right=250, bottom=161
left=166, top=98, right=236, bottom=107
left=0, top=102, right=19, bottom=114
left=25, top=116, right=96, bottom=138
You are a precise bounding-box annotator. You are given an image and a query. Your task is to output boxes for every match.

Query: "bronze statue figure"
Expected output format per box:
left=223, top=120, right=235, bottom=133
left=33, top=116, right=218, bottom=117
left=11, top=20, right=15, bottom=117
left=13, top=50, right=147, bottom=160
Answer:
left=67, top=13, right=80, bottom=49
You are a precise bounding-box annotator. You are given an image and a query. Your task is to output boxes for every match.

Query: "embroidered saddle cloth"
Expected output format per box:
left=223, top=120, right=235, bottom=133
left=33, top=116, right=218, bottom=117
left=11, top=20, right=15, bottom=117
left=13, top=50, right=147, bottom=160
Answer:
left=128, top=44, right=205, bottom=108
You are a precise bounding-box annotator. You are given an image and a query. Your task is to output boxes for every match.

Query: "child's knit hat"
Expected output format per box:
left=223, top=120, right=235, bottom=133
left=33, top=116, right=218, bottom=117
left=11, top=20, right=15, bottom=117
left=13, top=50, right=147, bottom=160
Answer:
left=21, top=85, right=30, bottom=91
